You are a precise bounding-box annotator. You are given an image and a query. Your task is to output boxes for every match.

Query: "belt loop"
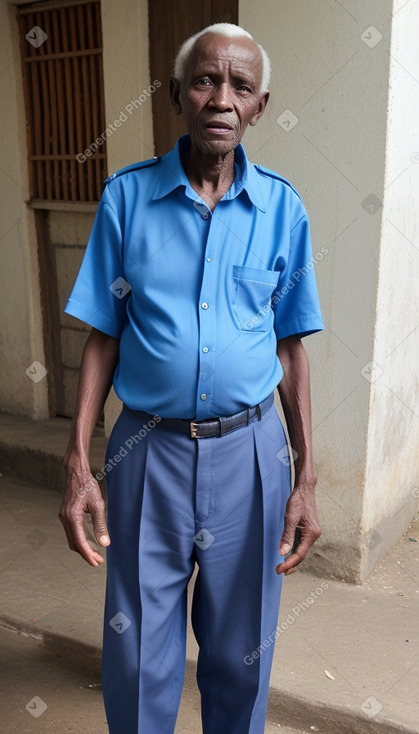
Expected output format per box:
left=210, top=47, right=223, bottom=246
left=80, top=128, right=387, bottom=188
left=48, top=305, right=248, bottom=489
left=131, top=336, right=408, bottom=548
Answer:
left=255, top=403, right=262, bottom=421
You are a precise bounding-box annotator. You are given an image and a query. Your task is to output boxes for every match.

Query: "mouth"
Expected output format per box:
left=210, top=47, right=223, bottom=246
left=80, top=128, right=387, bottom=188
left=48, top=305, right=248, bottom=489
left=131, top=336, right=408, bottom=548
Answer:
left=205, top=121, right=234, bottom=134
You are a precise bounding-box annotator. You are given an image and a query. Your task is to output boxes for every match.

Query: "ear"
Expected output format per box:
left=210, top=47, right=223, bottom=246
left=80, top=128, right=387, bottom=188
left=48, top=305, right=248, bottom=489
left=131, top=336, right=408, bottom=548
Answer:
left=249, top=91, right=269, bottom=127
left=170, top=77, right=183, bottom=116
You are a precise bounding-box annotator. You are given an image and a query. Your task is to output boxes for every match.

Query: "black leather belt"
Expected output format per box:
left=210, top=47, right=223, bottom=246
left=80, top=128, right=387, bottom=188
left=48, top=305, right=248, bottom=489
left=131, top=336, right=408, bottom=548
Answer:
left=124, top=393, right=274, bottom=439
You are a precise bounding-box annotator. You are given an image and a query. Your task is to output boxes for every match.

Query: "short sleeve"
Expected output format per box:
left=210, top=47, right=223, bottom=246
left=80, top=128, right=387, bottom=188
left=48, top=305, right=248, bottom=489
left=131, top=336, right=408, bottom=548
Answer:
left=273, top=210, right=324, bottom=340
left=64, top=188, right=129, bottom=338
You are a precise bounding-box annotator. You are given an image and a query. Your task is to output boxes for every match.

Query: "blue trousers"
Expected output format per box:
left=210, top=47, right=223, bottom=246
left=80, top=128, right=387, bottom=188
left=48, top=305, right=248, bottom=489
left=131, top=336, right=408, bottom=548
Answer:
left=102, top=399, right=290, bottom=734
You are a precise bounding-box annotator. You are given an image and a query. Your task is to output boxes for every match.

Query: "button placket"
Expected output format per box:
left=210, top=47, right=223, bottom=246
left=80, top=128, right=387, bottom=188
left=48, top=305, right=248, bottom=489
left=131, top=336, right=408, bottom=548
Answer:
left=196, top=213, right=219, bottom=418
left=192, top=197, right=211, bottom=221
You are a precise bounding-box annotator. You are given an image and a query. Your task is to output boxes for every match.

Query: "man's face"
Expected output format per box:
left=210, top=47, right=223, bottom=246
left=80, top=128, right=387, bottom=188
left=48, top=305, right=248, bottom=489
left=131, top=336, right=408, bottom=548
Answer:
left=171, top=33, right=269, bottom=157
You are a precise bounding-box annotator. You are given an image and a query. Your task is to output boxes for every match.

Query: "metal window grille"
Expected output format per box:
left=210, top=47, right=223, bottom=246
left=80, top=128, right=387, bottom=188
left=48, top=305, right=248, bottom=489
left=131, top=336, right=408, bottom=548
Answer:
left=18, top=0, right=106, bottom=202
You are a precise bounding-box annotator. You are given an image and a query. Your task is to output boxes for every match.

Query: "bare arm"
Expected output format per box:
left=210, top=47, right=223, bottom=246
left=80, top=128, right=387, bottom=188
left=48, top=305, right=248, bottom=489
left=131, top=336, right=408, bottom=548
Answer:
left=59, top=327, right=120, bottom=566
left=275, top=335, right=321, bottom=575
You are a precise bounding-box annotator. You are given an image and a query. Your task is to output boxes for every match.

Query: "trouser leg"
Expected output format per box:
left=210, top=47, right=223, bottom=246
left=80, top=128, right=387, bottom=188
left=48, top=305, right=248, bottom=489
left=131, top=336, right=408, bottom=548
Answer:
left=191, top=404, right=290, bottom=734
left=102, top=410, right=196, bottom=734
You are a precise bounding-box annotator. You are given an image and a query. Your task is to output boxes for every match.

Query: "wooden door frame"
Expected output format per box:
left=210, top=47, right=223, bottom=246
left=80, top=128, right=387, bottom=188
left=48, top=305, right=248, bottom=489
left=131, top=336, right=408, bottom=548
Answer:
left=148, top=0, right=239, bottom=155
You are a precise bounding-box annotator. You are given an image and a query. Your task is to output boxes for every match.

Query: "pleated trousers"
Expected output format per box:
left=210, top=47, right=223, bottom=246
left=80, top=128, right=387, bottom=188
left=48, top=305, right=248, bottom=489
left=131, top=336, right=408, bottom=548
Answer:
left=102, top=398, right=291, bottom=734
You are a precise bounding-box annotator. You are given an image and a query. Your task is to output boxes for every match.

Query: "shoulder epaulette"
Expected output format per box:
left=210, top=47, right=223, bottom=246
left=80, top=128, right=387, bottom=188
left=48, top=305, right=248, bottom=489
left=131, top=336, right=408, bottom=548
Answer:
left=103, top=156, right=161, bottom=188
left=254, top=164, right=302, bottom=201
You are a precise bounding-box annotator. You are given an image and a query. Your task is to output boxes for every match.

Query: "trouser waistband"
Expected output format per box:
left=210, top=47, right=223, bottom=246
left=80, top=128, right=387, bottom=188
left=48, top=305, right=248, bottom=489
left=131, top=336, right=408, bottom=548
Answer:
left=123, top=392, right=274, bottom=439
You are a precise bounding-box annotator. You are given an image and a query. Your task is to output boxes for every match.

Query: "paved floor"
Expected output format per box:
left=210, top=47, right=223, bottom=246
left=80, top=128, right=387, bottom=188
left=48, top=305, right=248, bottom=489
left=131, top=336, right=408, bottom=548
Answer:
left=1, top=473, right=418, bottom=733
left=0, top=627, right=309, bottom=734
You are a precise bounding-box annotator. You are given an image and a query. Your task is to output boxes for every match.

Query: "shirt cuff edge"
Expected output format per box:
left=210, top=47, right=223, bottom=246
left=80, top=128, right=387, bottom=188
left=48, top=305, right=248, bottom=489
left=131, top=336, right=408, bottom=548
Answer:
left=64, top=301, right=122, bottom=339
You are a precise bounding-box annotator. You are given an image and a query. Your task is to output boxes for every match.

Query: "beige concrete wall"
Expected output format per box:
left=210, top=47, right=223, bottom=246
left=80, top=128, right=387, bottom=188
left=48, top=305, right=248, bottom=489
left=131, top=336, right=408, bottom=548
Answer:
left=240, top=0, right=418, bottom=580
left=101, top=0, right=155, bottom=173
left=0, top=3, right=49, bottom=419
left=100, top=0, right=154, bottom=432
left=50, top=210, right=95, bottom=416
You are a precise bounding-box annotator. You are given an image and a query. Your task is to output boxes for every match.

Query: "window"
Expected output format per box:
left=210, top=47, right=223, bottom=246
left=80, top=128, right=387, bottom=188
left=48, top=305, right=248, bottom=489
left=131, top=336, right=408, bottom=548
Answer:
left=18, top=0, right=106, bottom=202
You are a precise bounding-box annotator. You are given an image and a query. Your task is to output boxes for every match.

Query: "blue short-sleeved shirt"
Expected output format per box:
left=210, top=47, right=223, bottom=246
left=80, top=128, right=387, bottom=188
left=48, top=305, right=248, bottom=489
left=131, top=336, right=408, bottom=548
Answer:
left=65, top=134, right=324, bottom=419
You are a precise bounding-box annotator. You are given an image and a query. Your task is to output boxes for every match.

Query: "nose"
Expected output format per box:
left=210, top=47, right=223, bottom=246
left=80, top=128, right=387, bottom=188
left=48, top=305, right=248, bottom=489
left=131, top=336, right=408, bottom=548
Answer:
left=208, top=83, right=233, bottom=111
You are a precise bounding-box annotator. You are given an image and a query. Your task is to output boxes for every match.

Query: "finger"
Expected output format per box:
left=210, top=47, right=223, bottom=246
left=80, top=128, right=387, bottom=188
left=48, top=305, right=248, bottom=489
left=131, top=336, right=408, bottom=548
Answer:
left=59, top=509, right=104, bottom=567
left=76, top=479, right=110, bottom=546
left=277, top=526, right=320, bottom=575
left=89, top=500, right=111, bottom=547
left=276, top=550, right=304, bottom=575
left=71, top=522, right=105, bottom=566
left=279, top=518, right=299, bottom=555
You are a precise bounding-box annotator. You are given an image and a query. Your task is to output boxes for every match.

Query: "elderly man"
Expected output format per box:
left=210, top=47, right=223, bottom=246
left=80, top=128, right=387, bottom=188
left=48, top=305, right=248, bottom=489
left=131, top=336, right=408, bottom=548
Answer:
left=60, top=22, right=324, bottom=734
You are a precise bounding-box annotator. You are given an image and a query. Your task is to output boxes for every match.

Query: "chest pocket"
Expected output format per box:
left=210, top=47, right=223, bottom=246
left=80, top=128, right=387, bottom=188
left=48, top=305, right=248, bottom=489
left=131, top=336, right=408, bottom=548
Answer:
left=233, top=265, right=279, bottom=332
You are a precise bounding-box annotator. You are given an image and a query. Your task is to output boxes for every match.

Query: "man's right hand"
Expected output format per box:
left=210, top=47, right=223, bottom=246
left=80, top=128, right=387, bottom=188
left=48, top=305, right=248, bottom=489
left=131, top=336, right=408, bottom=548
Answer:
left=58, top=328, right=119, bottom=566
left=59, top=468, right=110, bottom=566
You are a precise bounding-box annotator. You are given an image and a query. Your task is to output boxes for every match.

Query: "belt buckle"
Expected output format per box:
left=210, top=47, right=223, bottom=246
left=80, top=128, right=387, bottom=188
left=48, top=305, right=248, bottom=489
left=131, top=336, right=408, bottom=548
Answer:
left=190, top=421, right=199, bottom=438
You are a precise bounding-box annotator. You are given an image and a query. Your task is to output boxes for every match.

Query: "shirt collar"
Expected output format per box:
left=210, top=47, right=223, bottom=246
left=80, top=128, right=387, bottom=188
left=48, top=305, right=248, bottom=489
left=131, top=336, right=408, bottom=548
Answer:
left=152, top=134, right=267, bottom=212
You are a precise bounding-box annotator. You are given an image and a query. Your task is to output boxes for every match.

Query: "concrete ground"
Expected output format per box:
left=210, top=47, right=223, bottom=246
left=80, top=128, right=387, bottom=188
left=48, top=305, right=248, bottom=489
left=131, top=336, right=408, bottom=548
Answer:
left=0, top=412, right=418, bottom=733
left=0, top=626, right=307, bottom=734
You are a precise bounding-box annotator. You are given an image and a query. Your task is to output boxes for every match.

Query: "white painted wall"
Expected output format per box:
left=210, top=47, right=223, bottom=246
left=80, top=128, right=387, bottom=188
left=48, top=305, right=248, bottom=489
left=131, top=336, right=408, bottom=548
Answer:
left=361, top=0, right=419, bottom=577
left=240, top=0, right=418, bottom=579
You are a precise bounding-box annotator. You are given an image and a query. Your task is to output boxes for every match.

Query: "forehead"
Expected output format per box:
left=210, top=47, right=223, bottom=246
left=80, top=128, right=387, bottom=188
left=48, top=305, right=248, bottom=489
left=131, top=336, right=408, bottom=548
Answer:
left=188, top=33, right=263, bottom=79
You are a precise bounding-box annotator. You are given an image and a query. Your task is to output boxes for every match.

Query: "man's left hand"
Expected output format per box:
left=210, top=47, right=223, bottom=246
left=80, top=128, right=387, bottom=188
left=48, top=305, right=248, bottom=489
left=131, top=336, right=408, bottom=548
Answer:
left=276, top=479, right=321, bottom=575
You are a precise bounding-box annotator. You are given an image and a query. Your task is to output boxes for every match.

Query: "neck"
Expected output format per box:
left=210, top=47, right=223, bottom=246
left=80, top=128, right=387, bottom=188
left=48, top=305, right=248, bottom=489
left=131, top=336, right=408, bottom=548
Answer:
left=182, top=144, right=236, bottom=208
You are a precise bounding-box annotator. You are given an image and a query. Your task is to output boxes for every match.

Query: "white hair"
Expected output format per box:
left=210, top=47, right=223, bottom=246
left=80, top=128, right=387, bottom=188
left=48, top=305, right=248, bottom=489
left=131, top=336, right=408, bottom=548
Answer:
left=173, top=22, right=271, bottom=93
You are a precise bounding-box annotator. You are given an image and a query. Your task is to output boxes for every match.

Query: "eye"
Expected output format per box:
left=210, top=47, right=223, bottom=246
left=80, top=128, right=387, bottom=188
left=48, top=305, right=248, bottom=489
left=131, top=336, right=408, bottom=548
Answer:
left=237, top=85, right=252, bottom=93
left=196, top=77, right=212, bottom=87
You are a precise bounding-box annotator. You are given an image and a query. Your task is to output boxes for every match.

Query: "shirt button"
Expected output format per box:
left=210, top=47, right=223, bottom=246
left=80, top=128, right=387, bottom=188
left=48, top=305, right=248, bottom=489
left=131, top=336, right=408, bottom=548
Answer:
left=200, top=393, right=207, bottom=401
left=206, top=257, right=212, bottom=262
left=201, top=302, right=208, bottom=310
left=202, top=213, right=209, bottom=220
left=202, top=346, right=209, bottom=353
